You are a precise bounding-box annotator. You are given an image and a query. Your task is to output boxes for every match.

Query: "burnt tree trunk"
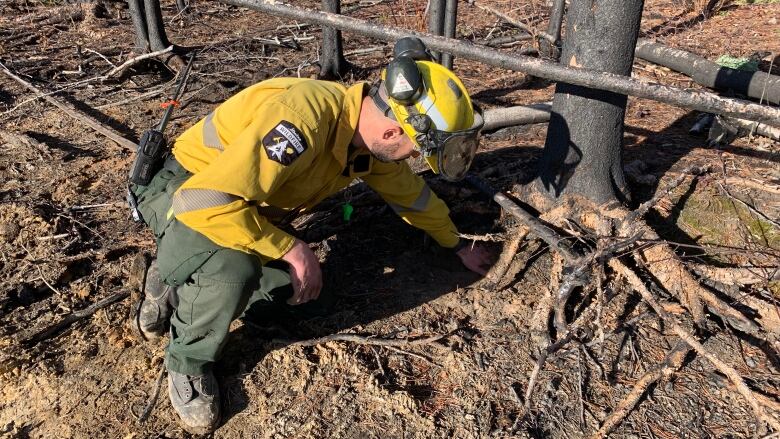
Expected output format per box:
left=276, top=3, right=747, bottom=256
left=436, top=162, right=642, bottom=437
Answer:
left=536, top=0, right=644, bottom=205
left=127, top=0, right=171, bottom=53
left=428, top=0, right=445, bottom=63
left=318, top=0, right=351, bottom=79
left=538, top=0, right=565, bottom=60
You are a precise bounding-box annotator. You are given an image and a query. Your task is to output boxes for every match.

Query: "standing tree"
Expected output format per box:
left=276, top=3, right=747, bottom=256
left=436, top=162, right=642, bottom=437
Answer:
left=127, top=0, right=172, bottom=53
left=318, top=0, right=352, bottom=79
left=535, top=0, right=644, bottom=205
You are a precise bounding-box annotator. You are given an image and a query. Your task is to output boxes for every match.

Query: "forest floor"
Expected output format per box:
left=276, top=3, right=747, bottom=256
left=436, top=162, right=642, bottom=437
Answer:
left=0, top=0, right=779, bottom=438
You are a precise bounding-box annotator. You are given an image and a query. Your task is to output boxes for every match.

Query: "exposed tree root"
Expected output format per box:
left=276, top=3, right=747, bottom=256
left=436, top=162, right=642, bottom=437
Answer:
left=610, top=259, right=780, bottom=431
left=474, top=171, right=779, bottom=434
left=590, top=340, right=691, bottom=439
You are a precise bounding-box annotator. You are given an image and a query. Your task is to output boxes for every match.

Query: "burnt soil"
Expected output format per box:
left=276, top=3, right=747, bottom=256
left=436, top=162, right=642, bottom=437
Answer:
left=1, top=0, right=779, bottom=438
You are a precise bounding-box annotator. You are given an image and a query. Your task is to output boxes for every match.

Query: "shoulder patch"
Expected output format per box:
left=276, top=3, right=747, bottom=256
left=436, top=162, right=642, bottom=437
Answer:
left=262, top=120, right=308, bottom=166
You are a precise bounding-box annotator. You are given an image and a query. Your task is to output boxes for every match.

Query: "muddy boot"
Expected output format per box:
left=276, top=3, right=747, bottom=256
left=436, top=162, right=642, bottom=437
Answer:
left=134, top=261, right=176, bottom=340
left=168, top=369, right=221, bottom=434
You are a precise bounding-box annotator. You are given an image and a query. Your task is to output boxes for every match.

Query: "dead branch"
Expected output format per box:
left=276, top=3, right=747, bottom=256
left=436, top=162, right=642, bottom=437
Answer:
left=465, top=0, right=554, bottom=43
left=635, top=39, right=780, bottom=105
left=610, top=259, right=780, bottom=431
left=23, top=291, right=130, bottom=345
left=136, top=363, right=166, bottom=424
left=524, top=331, right=577, bottom=412
left=220, top=0, right=780, bottom=126
left=0, top=63, right=137, bottom=151
left=590, top=341, right=691, bottom=438
left=103, top=46, right=174, bottom=79
left=482, top=103, right=552, bottom=131
left=273, top=332, right=450, bottom=347
left=718, top=115, right=780, bottom=141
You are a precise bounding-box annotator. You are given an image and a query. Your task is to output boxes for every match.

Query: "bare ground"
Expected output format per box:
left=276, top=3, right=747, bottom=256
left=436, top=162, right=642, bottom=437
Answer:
left=0, top=0, right=779, bottom=438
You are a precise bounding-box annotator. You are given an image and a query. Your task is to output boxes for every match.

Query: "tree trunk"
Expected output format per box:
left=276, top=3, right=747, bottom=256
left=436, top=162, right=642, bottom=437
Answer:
left=538, top=0, right=565, bottom=60
left=428, top=0, right=445, bottom=63
left=127, top=0, right=172, bottom=53
left=439, top=0, right=458, bottom=69
left=536, top=0, right=644, bottom=205
left=318, top=0, right=351, bottom=79
left=127, top=0, right=150, bottom=52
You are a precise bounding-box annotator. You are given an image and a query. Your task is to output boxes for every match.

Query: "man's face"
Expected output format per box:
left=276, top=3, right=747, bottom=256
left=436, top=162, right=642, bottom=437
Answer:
left=368, top=130, right=416, bottom=163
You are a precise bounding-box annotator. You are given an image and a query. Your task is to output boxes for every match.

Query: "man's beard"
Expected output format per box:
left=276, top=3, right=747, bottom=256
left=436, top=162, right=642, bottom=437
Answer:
left=368, top=140, right=404, bottom=163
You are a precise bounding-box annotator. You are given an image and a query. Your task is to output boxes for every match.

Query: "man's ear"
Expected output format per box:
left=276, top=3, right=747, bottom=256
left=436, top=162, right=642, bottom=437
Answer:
left=382, top=126, right=404, bottom=140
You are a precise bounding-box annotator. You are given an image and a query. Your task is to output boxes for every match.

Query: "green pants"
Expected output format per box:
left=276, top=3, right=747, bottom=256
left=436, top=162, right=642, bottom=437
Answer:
left=132, top=157, right=292, bottom=375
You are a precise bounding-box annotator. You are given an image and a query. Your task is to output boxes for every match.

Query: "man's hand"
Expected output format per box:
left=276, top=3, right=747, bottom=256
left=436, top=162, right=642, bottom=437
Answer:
left=456, top=242, right=492, bottom=276
left=281, top=239, right=322, bottom=305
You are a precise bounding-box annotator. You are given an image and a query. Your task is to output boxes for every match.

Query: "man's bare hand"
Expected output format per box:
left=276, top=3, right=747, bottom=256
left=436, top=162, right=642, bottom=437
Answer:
left=456, top=242, right=492, bottom=276
left=281, top=239, right=322, bottom=305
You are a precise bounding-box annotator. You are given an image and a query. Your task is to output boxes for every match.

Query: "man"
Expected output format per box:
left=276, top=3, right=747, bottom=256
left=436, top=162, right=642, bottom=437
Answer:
left=131, top=38, right=491, bottom=433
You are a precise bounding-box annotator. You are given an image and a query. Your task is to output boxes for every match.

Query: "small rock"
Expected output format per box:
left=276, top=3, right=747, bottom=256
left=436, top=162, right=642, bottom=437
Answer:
left=769, top=17, right=777, bottom=25
left=745, top=356, right=757, bottom=368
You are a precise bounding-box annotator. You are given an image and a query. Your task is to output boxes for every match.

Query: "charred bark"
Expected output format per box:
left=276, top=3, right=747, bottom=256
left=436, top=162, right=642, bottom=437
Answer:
left=428, top=0, right=445, bottom=63
left=439, top=0, right=458, bottom=69
left=538, top=0, right=565, bottom=60
left=636, top=39, right=780, bottom=105
left=536, top=0, right=644, bottom=204
left=318, top=0, right=352, bottom=79
left=127, top=0, right=172, bottom=53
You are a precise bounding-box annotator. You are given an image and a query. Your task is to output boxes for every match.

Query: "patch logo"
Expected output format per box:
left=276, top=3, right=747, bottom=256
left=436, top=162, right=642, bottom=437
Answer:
left=262, top=120, right=308, bottom=165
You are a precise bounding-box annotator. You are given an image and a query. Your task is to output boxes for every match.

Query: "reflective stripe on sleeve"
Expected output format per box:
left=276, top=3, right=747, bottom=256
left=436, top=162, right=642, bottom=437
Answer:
left=387, top=185, right=431, bottom=214
left=202, top=112, right=224, bottom=151
left=172, top=188, right=239, bottom=215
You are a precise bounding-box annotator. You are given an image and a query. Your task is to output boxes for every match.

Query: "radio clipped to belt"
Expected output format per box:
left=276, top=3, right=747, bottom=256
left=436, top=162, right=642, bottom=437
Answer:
left=129, top=52, right=196, bottom=186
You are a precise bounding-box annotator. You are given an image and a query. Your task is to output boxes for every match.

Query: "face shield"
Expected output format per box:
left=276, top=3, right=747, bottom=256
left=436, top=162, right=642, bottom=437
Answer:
left=408, top=107, right=484, bottom=181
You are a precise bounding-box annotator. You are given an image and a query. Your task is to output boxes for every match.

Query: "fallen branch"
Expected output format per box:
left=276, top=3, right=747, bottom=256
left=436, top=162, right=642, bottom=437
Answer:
left=136, top=363, right=167, bottom=424
left=273, top=332, right=450, bottom=347
left=610, top=259, right=780, bottom=432
left=23, top=291, right=130, bottom=344
left=466, top=0, right=554, bottom=43
left=635, top=39, right=780, bottom=105
left=103, top=46, right=174, bottom=79
left=0, top=63, right=137, bottom=151
left=483, top=103, right=552, bottom=131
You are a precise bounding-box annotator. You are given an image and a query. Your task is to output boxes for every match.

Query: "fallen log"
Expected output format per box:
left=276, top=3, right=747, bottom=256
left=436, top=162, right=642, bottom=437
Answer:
left=219, top=0, right=780, bottom=126
left=635, top=39, right=780, bottom=105
left=483, top=103, right=551, bottom=131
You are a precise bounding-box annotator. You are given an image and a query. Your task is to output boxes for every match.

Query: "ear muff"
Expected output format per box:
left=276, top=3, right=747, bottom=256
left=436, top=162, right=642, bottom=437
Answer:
left=383, top=37, right=435, bottom=104
left=384, top=56, right=423, bottom=104
left=393, top=37, right=433, bottom=61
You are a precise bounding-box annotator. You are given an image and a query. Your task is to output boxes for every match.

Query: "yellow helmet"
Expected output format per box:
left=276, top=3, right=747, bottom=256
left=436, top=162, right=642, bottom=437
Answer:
left=370, top=39, right=483, bottom=181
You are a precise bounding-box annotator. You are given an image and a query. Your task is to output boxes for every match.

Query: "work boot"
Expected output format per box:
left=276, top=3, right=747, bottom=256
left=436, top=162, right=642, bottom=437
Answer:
left=168, top=369, right=221, bottom=434
left=134, top=261, right=176, bottom=340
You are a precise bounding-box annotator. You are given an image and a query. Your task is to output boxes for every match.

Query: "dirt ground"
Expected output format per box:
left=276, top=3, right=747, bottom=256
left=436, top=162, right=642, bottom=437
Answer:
left=1, top=0, right=779, bottom=438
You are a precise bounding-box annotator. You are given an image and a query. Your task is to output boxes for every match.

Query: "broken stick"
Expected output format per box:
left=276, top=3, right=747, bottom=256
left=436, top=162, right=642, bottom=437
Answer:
left=24, top=291, right=130, bottom=345
left=273, top=332, right=450, bottom=347
left=0, top=62, right=137, bottom=151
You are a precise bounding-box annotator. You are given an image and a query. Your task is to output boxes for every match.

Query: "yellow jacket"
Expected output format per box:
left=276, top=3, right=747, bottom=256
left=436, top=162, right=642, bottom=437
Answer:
left=171, top=78, right=459, bottom=261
